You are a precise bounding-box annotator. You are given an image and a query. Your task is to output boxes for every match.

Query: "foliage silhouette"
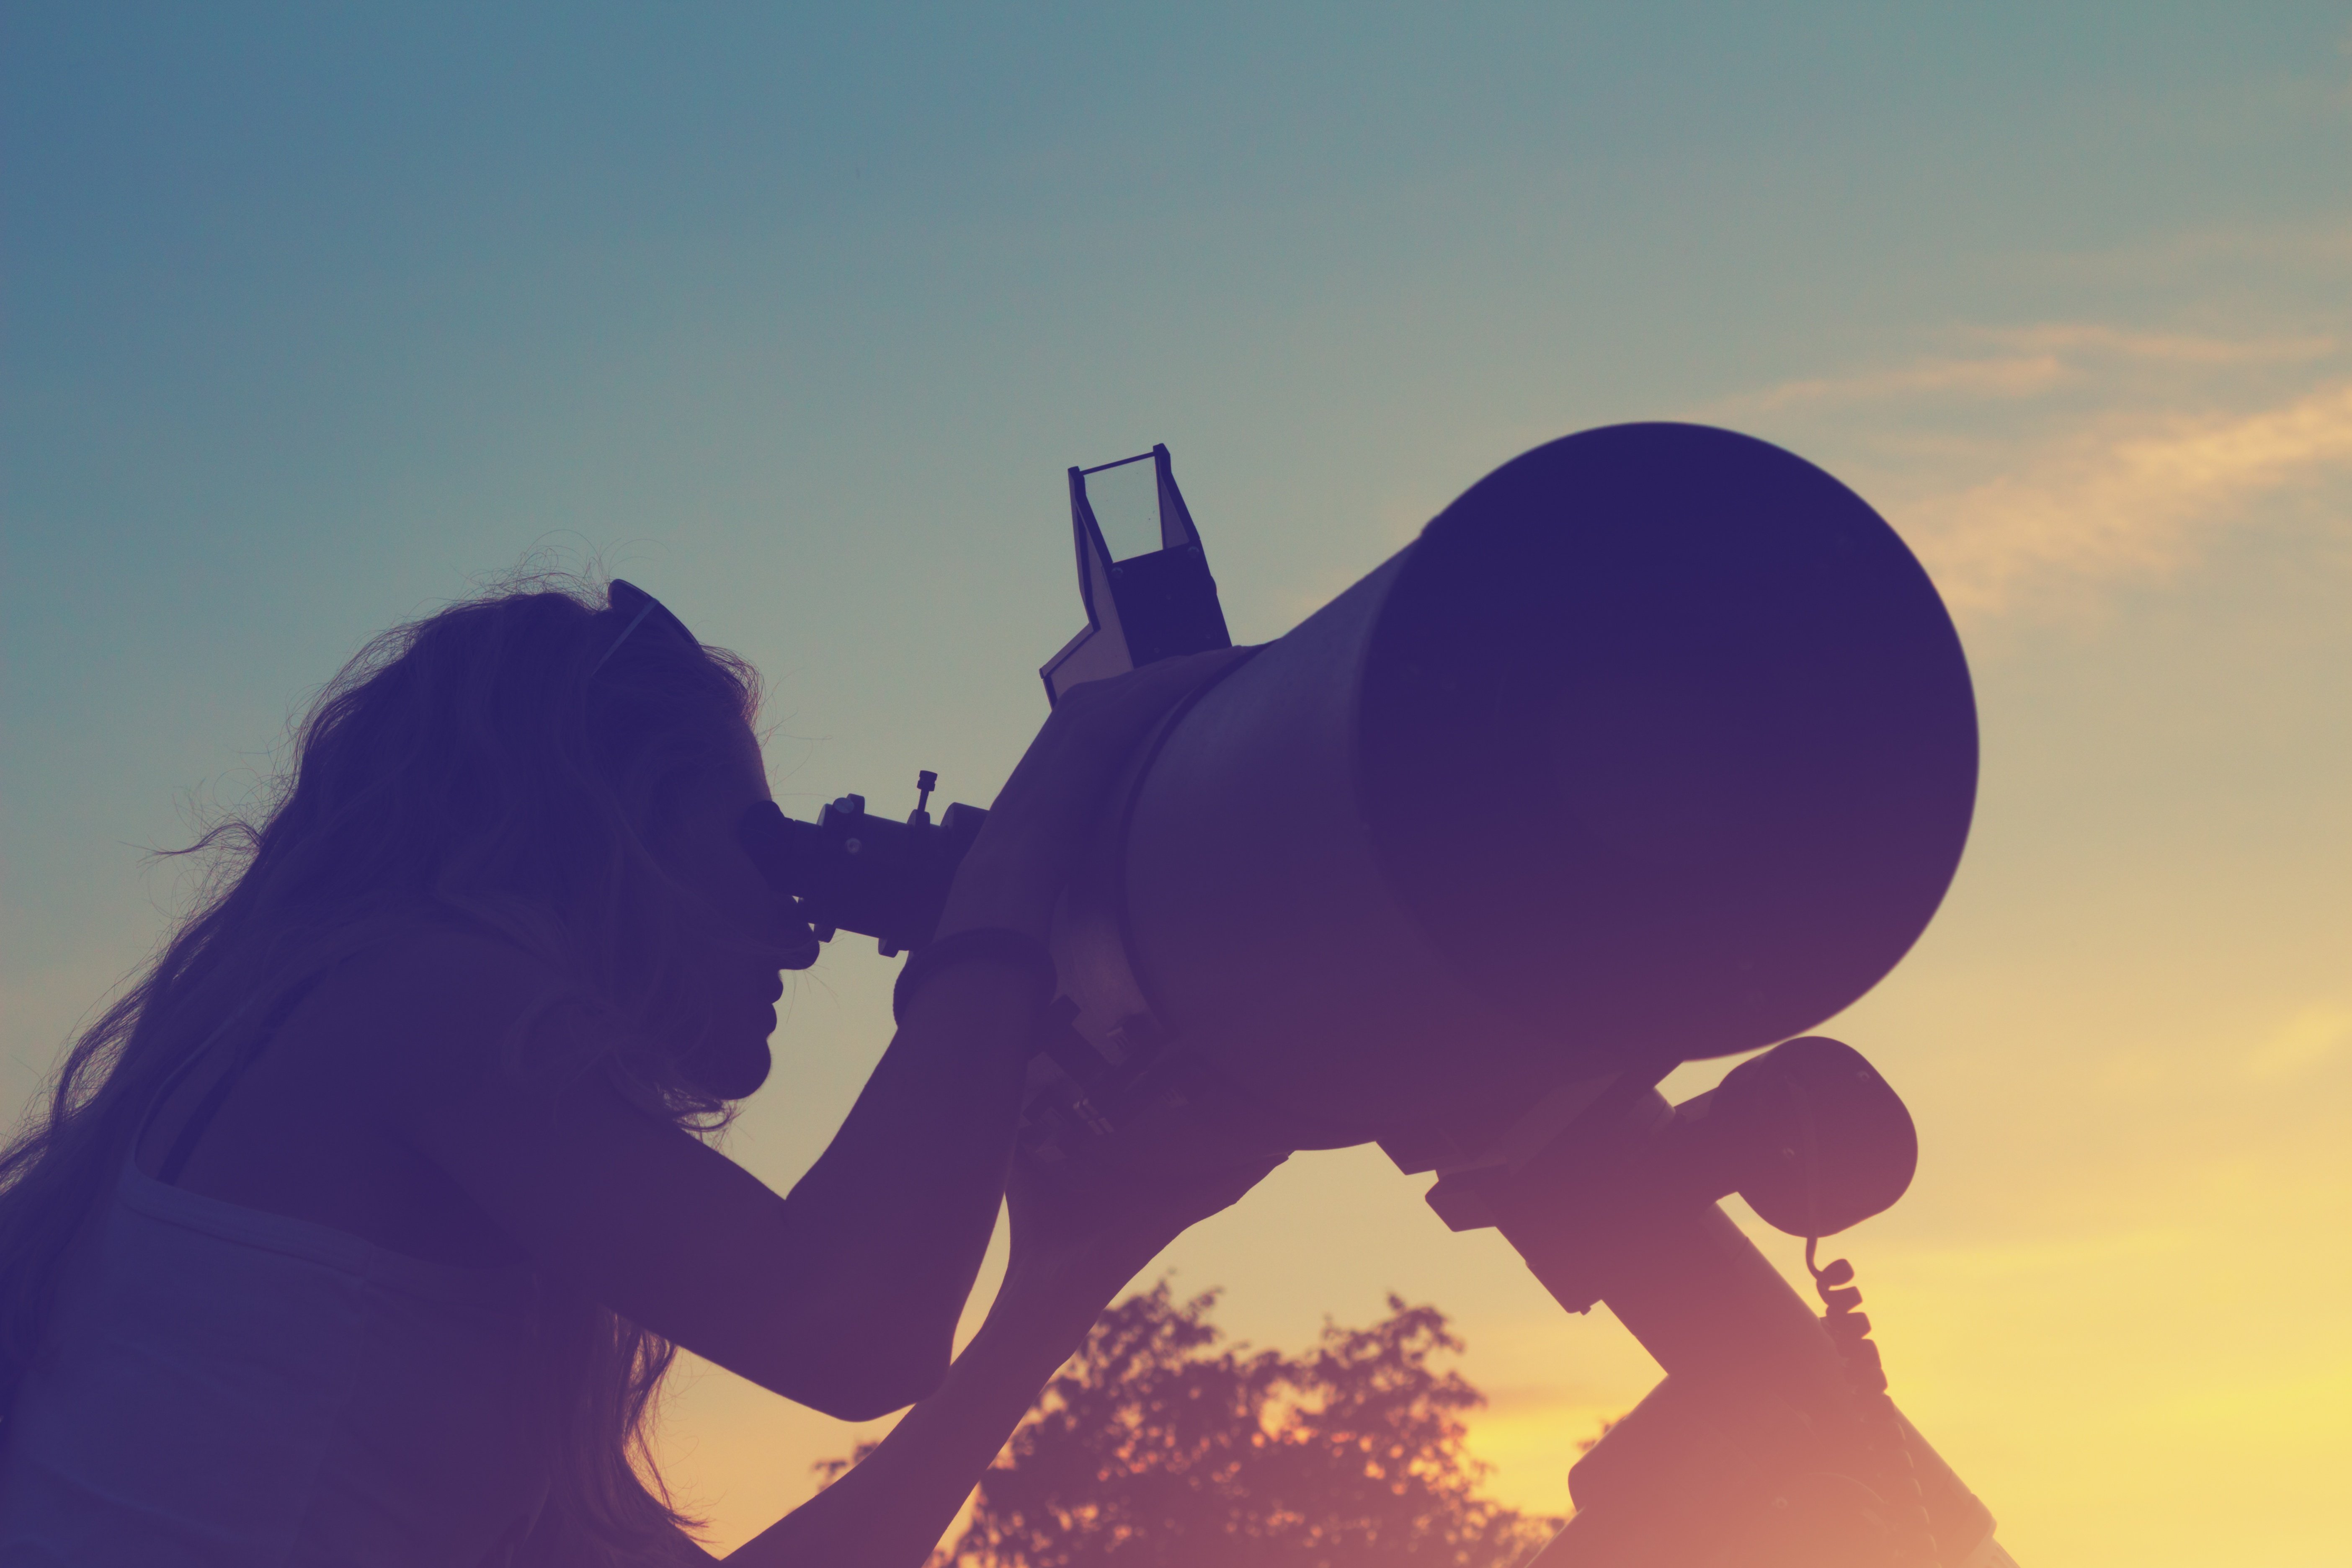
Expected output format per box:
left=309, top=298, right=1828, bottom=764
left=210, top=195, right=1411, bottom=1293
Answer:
left=826, top=1283, right=1562, bottom=1568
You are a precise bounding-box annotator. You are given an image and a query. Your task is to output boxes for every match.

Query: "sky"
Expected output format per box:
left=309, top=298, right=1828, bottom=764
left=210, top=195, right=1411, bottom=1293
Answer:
left=5, top=5, right=2349, bottom=1564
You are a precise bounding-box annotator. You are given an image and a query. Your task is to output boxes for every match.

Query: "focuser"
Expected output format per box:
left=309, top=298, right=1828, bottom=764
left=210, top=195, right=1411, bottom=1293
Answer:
left=738, top=772, right=987, bottom=956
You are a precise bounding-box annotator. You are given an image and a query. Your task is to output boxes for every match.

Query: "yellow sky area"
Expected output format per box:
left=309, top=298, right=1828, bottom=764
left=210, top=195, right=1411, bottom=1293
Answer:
left=1424, top=1006, right=2352, bottom=1564
left=1454, top=1172, right=2352, bottom=1565
left=2247, top=1002, right=2352, bottom=1081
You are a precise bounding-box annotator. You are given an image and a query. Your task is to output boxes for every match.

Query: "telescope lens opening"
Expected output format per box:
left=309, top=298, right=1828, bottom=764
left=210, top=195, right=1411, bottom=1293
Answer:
left=1357, top=423, right=1978, bottom=1070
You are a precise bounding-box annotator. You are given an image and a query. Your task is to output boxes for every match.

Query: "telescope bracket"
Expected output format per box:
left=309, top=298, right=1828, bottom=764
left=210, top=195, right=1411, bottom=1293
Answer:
left=1416, top=1040, right=2002, bottom=1565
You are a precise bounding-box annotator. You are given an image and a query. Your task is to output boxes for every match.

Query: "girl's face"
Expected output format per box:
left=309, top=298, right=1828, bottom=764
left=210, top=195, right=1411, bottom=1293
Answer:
left=658, top=722, right=820, bottom=1098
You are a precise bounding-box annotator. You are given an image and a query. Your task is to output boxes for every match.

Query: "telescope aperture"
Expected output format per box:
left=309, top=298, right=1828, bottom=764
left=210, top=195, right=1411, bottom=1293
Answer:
left=1359, top=421, right=1978, bottom=1074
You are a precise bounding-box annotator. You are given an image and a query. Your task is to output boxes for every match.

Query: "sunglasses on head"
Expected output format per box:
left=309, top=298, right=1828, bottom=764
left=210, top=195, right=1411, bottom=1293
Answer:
left=592, top=580, right=699, bottom=675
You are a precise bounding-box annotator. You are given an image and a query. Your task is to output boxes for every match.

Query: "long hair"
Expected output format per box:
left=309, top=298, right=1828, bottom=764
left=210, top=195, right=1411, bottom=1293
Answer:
left=0, top=573, right=765, bottom=1565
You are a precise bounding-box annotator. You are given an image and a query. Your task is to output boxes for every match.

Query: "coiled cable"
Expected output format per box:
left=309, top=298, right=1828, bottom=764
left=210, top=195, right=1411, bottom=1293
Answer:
left=1805, top=1237, right=1941, bottom=1566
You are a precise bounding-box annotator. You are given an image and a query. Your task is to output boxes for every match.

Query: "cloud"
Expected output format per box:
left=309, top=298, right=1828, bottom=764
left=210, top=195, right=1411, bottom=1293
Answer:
left=1725, top=320, right=2352, bottom=621
left=1968, top=323, right=2339, bottom=367
left=2246, top=1001, right=2352, bottom=1081
left=1746, top=353, right=2070, bottom=411
left=1740, top=327, right=2339, bottom=415
left=1898, top=377, right=2352, bottom=617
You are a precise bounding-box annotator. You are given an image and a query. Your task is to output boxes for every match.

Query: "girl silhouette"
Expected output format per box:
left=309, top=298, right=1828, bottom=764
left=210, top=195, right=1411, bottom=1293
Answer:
left=0, top=577, right=1269, bottom=1565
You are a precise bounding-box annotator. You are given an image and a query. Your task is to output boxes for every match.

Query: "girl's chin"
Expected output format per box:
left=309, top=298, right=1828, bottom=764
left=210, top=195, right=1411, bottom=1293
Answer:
left=683, top=1032, right=773, bottom=1101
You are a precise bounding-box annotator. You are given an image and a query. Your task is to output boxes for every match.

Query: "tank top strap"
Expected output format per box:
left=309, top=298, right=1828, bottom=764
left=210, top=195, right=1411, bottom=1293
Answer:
left=142, top=967, right=333, bottom=1187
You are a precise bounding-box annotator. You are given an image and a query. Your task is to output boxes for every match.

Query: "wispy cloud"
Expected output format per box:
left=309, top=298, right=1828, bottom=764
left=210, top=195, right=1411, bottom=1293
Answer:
left=2246, top=1001, right=2352, bottom=1081
left=1741, top=327, right=2339, bottom=417
left=1971, top=323, right=2339, bottom=366
left=1725, top=317, right=2352, bottom=621
left=1746, top=353, right=2071, bottom=411
left=1902, top=377, right=2352, bottom=617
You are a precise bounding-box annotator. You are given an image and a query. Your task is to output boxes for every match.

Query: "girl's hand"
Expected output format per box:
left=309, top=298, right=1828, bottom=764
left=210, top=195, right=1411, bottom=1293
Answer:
left=935, top=649, right=1251, bottom=941
left=999, top=1096, right=1288, bottom=1305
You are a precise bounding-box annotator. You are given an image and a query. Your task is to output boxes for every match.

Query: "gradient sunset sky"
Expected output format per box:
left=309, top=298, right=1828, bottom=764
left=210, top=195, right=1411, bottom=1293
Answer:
left=5, top=8, right=2349, bottom=1564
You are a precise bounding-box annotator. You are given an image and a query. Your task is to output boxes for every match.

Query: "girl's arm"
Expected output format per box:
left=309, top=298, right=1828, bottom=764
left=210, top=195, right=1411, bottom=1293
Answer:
left=727, top=1122, right=1283, bottom=1567
left=722, top=1248, right=1118, bottom=1566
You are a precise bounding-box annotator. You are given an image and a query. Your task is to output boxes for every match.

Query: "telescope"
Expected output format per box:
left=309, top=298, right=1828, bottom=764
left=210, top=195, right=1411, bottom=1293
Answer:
left=741, top=425, right=2018, bottom=1566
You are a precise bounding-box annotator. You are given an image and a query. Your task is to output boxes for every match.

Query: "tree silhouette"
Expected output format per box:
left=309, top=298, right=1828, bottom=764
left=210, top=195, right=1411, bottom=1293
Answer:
left=828, top=1284, right=1563, bottom=1568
